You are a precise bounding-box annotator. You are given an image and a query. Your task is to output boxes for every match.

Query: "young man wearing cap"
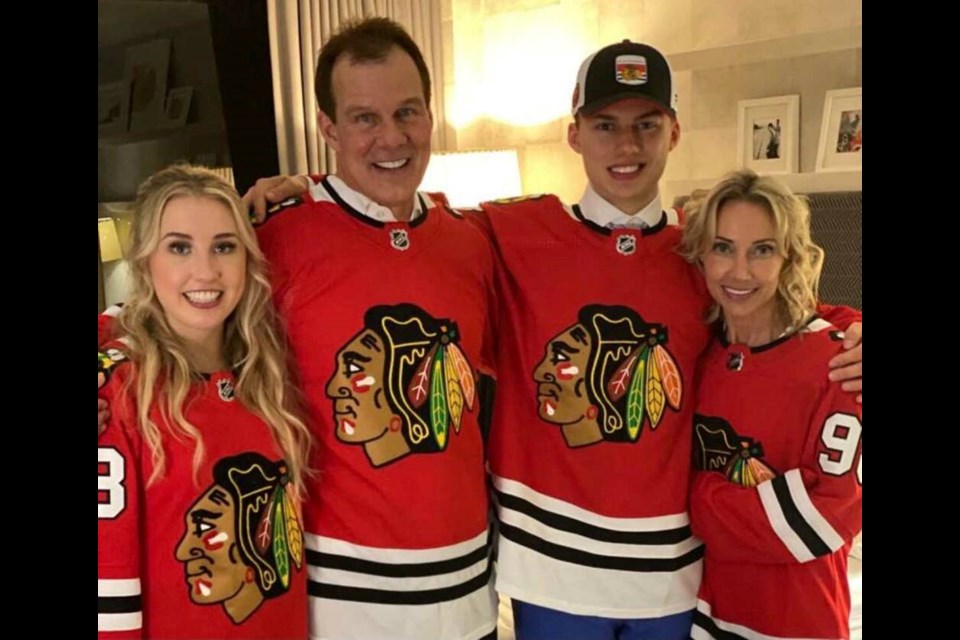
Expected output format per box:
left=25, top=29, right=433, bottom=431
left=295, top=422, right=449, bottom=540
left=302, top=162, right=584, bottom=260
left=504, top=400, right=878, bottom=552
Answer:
left=479, top=41, right=861, bottom=640
left=242, top=38, right=863, bottom=640
left=478, top=41, right=710, bottom=640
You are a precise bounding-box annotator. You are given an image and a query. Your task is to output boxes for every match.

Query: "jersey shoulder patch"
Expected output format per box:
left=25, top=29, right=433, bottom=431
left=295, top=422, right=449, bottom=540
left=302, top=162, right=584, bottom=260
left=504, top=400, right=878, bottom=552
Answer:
left=98, top=345, right=129, bottom=387
left=485, top=194, right=547, bottom=206
left=257, top=197, right=305, bottom=225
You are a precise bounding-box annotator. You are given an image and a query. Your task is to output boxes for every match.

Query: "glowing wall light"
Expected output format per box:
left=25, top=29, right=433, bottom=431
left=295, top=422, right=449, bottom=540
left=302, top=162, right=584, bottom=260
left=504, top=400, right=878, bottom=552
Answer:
left=420, top=149, right=523, bottom=207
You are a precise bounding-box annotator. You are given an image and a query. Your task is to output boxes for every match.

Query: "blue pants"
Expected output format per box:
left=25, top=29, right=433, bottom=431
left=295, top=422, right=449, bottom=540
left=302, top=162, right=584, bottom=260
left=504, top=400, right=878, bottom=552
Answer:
left=512, top=600, right=694, bottom=640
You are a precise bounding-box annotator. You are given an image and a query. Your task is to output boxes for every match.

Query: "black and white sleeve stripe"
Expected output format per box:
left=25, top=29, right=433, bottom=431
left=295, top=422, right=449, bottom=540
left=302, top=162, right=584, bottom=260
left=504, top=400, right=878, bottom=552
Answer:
left=758, top=469, right=844, bottom=562
left=98, top=578, right=142, bottom=632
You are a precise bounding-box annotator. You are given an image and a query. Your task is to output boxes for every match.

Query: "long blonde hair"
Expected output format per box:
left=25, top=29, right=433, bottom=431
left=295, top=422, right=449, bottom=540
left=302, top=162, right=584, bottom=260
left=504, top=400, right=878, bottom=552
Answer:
left=679, top=169, right=824, bottom=329
left=117, top=165, right=310, bottom=491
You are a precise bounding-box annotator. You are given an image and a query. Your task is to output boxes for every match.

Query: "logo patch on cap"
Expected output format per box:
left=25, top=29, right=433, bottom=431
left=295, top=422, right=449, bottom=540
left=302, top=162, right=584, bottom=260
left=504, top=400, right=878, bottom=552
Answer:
left=615, top=55, right=648, bottom=85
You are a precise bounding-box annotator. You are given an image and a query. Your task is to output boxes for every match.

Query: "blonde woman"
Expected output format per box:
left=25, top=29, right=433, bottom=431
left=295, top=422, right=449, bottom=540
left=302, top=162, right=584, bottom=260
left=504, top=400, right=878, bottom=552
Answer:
left=97, top=165, right=311, bottom=639
left=680, top=170, right=862, bottom=640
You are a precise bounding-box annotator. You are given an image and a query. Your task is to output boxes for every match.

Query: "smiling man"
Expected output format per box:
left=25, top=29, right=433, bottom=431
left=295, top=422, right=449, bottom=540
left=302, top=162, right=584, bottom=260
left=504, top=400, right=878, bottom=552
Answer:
left=312, top=25, right=434, bottom=222
left=249, top=18, right=499, bottom=640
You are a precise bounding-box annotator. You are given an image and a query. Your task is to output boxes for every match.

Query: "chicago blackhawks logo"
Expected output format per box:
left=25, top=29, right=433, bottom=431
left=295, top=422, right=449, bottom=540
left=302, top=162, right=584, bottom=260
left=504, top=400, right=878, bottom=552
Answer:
left=98, top=348, right=127, bottom=388
left=693, top=414, right=777, bottom=487
left=174, top=453, right=303, bottom=624
left=615, top=55, right=648, bottom=85
left=534, top=304, right=683, bottom=448
left=326, top=304, right=477, bottom=467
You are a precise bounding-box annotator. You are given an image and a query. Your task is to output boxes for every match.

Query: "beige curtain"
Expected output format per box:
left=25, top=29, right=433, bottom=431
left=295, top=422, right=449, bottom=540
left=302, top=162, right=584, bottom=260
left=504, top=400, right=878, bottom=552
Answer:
left=268, top=0, right=448, bottom=176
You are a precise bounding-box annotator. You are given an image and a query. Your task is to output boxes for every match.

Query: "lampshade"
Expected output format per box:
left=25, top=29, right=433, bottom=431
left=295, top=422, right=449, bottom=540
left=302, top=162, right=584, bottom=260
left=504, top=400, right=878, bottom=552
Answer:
left=419, top=149, right=522, bottom=208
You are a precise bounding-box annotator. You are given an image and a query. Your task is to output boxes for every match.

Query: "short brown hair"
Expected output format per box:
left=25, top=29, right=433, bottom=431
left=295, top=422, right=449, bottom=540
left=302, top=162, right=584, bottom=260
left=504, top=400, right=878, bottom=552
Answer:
left=315, top=17, right=431, bottom=122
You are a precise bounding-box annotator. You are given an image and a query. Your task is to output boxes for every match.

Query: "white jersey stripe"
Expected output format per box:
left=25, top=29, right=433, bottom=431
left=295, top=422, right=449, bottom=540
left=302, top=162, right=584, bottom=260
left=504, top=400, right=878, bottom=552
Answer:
left=758, top=479, right=814, bottom=562
left=308, top=555, right=488, bottom=592
left=304, top=529, right=488, bottom=564
left=98, top=612, right=142, bottom=632
left=785, top=469, right=845, bottom=553
left=97, top=578, right=141, bottom=596
left=494, top=474, right=690, bottom=531
left=499, top=507, right=701, bottom=560
left=694, top=599, right=844, bottom=640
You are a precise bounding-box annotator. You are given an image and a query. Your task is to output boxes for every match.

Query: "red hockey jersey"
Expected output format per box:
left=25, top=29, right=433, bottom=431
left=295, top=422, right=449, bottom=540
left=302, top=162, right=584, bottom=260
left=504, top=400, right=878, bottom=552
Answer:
left=97, top=349, right=308, bottom=639
left=255, top=178, right=498, bottom=640
left=479, top=194, right=713, bottom=618
left=690, top=318, right=863, bottom=640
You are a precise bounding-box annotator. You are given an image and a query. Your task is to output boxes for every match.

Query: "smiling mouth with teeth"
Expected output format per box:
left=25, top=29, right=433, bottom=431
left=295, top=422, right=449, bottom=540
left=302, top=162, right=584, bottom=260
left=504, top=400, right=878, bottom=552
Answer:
left=184, top=291, right=223, bottom=305
left=373, top=159, right=410, bottom=170
left=721, top=286, right=756, bottom=298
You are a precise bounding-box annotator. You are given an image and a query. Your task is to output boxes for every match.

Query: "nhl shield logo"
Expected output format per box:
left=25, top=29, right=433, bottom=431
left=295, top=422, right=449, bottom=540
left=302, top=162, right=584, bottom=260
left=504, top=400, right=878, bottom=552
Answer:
left=615, top=235, right=636, bottom=256
left=727, top=352, right=745, bottom=372
left=390, top=229, right=411, bottom=251
left=217, top=378, right=236, bottom=401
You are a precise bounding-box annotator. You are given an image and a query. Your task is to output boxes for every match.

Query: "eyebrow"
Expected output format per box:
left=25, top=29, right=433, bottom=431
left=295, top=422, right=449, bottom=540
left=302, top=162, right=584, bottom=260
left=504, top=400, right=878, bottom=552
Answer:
left=190, top=509, right=223, bottom=522
left=591, top=109, right=663, bottom=122
left=551, top=340, right=580, bottom=354
left=715, top=235, right=776, bottom=242
left=161, top=232, right=239, bottom=240
left=344, top=105, right=375, bottom=117
left=343, top=98, right=424, bottom=118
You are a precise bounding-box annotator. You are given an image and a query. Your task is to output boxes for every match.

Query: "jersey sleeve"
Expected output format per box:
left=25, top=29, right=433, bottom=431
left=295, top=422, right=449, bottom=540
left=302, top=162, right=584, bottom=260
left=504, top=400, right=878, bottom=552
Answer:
left=474, top=210, right=500, bottom=380
left=690, top=383, right=862, bottom=565
left=817, top=304, right=862, bottom=330
left=98, top=371, right=144, bottom=639
left=99, top=305, right=123, bottom=346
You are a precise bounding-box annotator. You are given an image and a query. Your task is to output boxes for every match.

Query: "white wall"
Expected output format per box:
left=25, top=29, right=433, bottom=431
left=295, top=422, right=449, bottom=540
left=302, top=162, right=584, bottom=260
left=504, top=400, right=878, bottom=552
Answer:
left=448, top=0, right=862, bottom=204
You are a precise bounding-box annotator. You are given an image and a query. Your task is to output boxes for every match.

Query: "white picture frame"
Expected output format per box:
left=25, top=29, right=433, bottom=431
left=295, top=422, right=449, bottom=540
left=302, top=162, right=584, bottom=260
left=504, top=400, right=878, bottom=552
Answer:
left=815, top=87, right=862, bottom=172
left=737, top=95, right=800, bottom=175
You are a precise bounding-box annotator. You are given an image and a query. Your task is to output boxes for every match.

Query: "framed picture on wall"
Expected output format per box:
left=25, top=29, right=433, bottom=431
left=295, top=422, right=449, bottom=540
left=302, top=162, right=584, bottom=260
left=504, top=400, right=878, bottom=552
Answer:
left=123, top=38, right=171, bottom=133
left=815, top=87, right=862, bottom=172
left=737, top=95, right=800, bottom=175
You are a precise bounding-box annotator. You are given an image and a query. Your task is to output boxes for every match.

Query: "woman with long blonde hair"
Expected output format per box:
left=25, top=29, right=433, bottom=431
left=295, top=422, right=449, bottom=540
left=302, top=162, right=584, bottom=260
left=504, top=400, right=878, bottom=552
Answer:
left=680, top=169, right=862, bottom=640
left=97, top=165, right=311, bottom=639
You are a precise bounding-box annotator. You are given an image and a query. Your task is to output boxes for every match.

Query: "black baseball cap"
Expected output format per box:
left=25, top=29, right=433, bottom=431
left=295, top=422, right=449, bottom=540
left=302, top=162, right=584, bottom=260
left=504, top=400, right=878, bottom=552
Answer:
left=572, top=40, right=677, bottom=117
